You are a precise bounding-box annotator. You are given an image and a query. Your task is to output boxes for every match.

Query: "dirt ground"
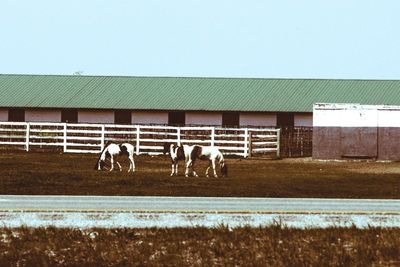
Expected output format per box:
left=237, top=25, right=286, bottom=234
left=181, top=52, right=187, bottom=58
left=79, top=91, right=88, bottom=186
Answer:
left=0, top=151, right=399, bottom=198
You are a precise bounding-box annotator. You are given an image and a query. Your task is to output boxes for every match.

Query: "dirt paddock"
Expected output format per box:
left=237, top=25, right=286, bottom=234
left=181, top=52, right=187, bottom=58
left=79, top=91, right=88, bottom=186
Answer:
left=0, top=151, right=399, bottom=198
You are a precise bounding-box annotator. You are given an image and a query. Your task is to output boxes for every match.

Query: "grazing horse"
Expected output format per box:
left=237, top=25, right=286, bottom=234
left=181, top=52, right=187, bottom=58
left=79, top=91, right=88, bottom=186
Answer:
left=186, top=145, right=228, bottom=178
left=95, top=142, right=135, bottom=172
left=163, top=142, right=190, bottom=176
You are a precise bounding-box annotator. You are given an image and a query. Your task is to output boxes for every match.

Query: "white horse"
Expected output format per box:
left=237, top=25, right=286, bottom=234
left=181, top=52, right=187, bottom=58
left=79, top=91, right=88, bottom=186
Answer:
left=95, top=142, right=135, bottom=172
left=185, top=145, right=228, bottom=178
left=163, top=143, right=191, bottom=176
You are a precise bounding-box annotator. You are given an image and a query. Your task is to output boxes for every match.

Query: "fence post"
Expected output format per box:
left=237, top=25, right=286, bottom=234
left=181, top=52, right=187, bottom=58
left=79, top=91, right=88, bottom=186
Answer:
left=100, top=125, right=105, bottom=151
left=211, top=127, right=215, bottom=147
left=25, top=122, right=30, bottom=152
left=63, top=123, right=67, bottom=152
left=249, top=131, right=253, bottom=158
left=276, top=129, right=281, bottom=159
left=244, top=128, right=249, bottom=158
left=177, top=127, right=181, bottom=145
left=136, top=125, right=140, bottom=155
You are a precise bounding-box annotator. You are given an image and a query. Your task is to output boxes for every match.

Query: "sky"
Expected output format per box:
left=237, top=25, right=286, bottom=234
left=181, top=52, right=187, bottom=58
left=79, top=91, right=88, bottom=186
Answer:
left=1, top=0, right=400, bottom=79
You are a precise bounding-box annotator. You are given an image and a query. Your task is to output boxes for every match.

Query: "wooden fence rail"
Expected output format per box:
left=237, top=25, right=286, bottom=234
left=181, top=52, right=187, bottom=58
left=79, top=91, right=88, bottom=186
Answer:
left=0, top=122, right=281, bottom=158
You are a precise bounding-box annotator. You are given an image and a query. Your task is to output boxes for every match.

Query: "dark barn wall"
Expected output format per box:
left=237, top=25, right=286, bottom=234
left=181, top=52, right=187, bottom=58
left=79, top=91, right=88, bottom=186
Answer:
left=378, top=128, right=400, bottom=160
left=313, top=127, right=378, bottom=160
left=312, top=127, right=341, bottom=159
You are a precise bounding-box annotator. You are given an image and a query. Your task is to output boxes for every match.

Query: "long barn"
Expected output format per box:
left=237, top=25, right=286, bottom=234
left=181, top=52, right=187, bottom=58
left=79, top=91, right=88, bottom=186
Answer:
left=1, top=74, right=400, bottom=128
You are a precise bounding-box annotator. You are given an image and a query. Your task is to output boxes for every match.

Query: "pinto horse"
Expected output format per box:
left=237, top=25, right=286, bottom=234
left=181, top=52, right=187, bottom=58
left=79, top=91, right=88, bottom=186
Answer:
left=163, top=143, right=190, bottom=176
left=186, top=145, right=228, bottom=178
left=95, top=142, right=135, bottom=172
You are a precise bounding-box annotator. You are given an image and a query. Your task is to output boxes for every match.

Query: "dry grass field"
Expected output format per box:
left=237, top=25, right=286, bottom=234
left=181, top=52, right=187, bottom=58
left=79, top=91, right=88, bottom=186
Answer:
left=0, top=151, right=399, bottom=198
left=0, top=226, right=399, bottom=266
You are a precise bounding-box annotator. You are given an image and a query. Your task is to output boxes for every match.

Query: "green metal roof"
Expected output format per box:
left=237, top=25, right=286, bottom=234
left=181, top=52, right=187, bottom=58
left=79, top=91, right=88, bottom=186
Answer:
left=1, top=74, right=400, bottom=112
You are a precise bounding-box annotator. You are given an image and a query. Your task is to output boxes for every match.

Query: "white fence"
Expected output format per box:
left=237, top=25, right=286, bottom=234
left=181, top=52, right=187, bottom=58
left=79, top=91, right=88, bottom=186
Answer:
left=0, top=122, right=280, bottom=158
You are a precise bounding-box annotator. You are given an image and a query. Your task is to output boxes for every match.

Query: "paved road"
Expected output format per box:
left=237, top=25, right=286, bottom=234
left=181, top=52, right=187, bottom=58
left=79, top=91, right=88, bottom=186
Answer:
left=0, top=195, right=399, bottom=214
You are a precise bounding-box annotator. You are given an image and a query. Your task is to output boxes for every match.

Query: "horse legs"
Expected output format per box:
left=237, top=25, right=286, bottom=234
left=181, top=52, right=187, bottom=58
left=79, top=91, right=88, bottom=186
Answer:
left=174, top=161, right=179, bottom=175
left=185, top=160, right=198, bottom=177
left=116, top=161, right=122, bottom=171
left=212, top=159, right=218, bottom=178
left=185, top=160, right=191, bottom=177
left=206, top=160, right=212, bottom=178
left=170, top=161, right=175, bottom=176
left=128, top=156, right=135, bottom=173
left=109, top=157, right=114, bottom=171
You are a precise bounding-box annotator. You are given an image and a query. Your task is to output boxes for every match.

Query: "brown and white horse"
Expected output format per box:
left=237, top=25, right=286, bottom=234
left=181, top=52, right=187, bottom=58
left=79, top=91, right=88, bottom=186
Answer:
left=186, top=145, right=228, bottom=178
left=95, top=142, right=135, bottom=172
left=163, top=143, right=190, bottom=176
left=163, top=143, right=227, bottom=178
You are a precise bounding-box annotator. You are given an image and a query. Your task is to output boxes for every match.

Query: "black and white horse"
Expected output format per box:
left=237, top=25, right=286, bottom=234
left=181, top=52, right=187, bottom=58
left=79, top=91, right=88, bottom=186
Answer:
left=95, top=142, right=135, bottom=172
left=163, top=143, right=190, bottom=176
left=163, top=143, right=227, bottom=178
left=186, top=145, right=228, bottom=178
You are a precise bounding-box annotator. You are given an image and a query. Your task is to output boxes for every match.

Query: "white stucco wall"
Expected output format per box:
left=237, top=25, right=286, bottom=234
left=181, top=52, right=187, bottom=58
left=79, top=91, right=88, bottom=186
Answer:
left=25, top=109, right=61, bottom=122
left=186, top=112, right=222, bottom=125
left=132, top=111, right=168, bottom=125
left=313, top=103, right=400, bottom=128
left=240, top=113, right=276, bottom=127
left=0, top=109, right=8, bottom=121
left=78, top=110, right=114, bottom=124
left=294, top=113, right=313, bottom=127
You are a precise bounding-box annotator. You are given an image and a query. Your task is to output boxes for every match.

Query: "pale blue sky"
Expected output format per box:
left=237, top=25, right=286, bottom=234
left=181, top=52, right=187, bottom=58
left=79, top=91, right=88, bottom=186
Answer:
left=1, top=0, right=399, bottom=79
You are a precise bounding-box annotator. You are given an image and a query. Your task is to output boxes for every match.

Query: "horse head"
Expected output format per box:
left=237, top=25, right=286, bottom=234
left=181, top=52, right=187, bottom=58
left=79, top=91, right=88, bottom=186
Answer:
left=221, top=163, right=228, bottom=177
left=163, top=143, right=172, bottom=155
left=94, top=159, right=106, bottom=170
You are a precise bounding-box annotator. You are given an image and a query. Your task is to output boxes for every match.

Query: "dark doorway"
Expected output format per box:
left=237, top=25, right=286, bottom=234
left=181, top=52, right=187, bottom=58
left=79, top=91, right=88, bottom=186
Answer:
left=8, top=108, right=25, bottom=122
left=61, top=110, right=78, bottom=123
left=277, top=113, right=294, bottom=127
left=222, top=112, right=239, bottom=127
left=168, top=111, right=185, bottom=126
left=115, top=110, right=132, bottom=124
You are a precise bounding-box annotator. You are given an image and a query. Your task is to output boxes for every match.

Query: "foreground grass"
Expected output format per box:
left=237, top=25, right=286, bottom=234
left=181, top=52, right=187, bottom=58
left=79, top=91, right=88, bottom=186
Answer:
left=0, top=151, right=400, bottom=198
left=0, top=226, right=399, bottom=266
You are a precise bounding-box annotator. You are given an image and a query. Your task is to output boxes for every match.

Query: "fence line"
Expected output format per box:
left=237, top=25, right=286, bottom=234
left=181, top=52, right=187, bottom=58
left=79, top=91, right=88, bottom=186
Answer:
left=0, top=122, right=280, bottom=158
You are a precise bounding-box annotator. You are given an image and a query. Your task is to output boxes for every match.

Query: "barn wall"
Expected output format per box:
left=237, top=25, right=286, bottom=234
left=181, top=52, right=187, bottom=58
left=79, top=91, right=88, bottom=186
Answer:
left=0, top=109, right=8, bottom=121
left=78, top=110, right=114, bottom=123
left=186, top=112, right=222, bottom=125
left=313, top=104, right=400, bottom=160
left=294, top=113, right=312, bottom=127
left=132, top=111, right=168, bottom=125
left=25, top=109, right=61, bottom=122
left=377, top=109, right=400, bottom=160
left=240, top=113, right=276, bottom=127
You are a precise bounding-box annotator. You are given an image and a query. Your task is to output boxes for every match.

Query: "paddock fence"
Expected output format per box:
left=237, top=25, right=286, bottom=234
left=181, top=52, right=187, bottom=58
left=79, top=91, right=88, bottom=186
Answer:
left=279, top=127, right=313, bottom=158
left=0, top=122, right=281, bottom=158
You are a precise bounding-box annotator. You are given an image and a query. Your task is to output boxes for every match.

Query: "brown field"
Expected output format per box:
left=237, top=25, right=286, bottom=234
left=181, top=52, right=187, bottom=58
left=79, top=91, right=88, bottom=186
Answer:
left=0, top=226, right=399, bottom=266
left=0, top=151, right=399, bottom=198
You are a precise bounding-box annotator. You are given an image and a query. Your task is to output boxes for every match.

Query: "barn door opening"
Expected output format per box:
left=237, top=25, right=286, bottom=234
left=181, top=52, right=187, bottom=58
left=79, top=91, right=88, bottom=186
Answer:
left=340, top=127, right=378, bottom=159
